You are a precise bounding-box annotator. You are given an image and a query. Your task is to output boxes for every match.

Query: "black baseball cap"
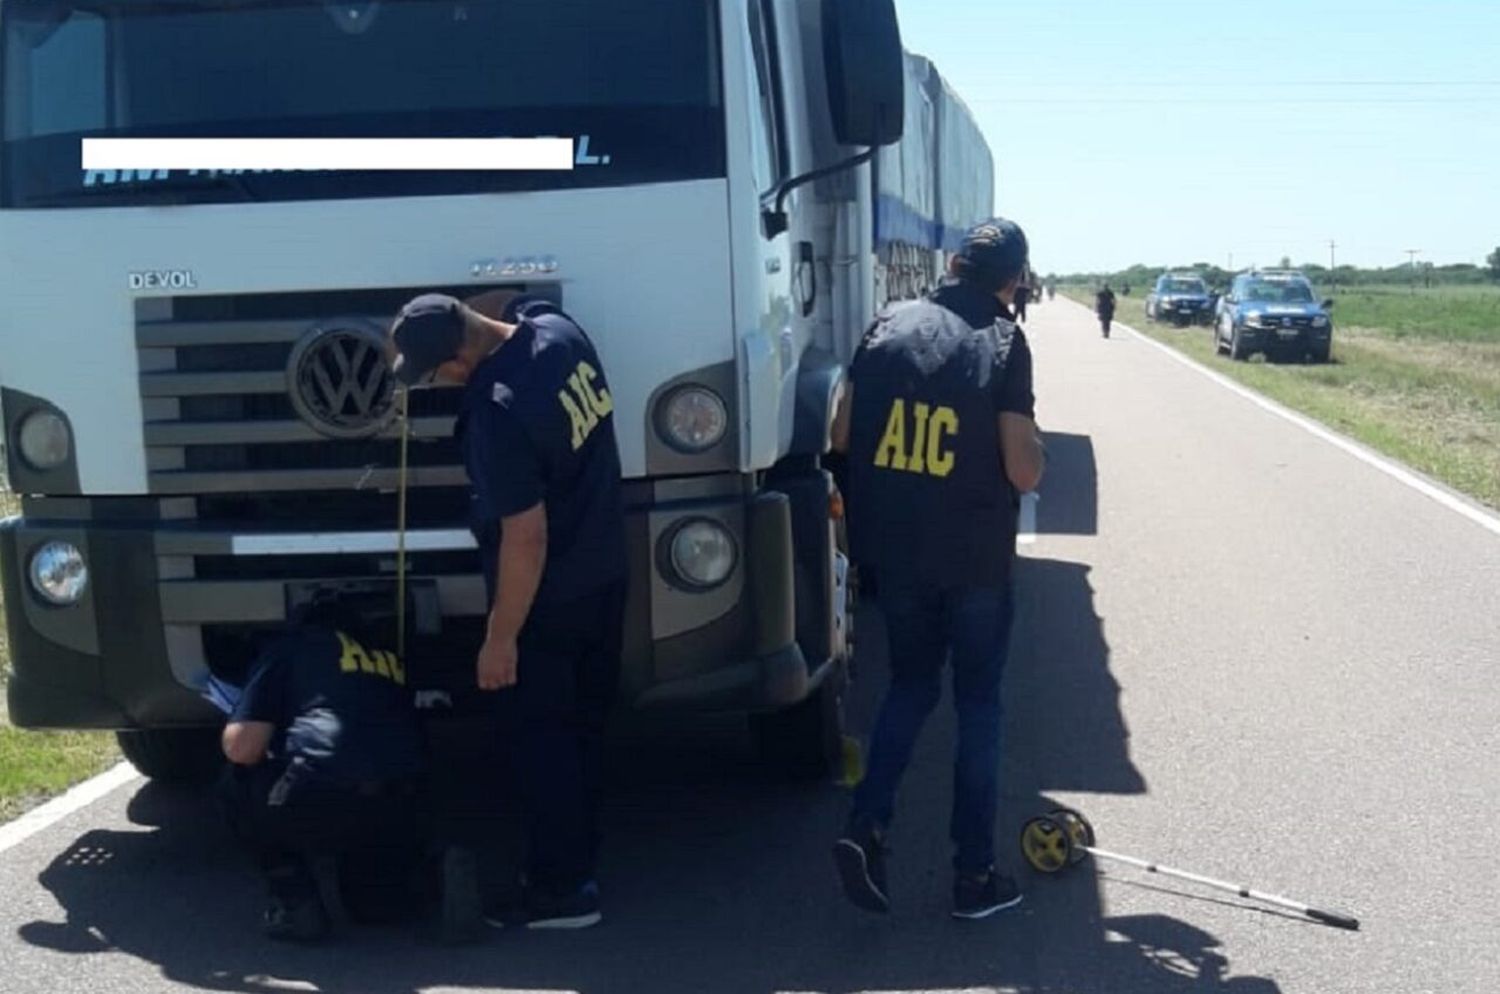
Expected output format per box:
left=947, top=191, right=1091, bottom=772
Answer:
left=952, top=218, right=1029, bottom=293
left=389, top=293, right=467, bottom=386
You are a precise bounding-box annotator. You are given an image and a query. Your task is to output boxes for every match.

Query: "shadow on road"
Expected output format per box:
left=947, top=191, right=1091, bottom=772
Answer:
left=1035, top=431, right=1099, bottom=537
left=16, top=437, right=1281, bottom=992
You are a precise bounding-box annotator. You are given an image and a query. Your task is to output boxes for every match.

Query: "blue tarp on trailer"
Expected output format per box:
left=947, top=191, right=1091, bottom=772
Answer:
left=873, top=52, right=994, bottom=253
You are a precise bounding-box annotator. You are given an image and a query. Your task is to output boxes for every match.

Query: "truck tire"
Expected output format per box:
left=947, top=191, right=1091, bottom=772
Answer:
left=116, top=728, right=225, bottom=786
left=751, top=672, right=845, bottom=781
left=1311, top=340, right=1332, bottom=364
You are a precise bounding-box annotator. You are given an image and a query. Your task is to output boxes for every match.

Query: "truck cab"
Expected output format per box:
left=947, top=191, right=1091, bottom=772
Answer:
left=0, top=0, right=993, bottom=782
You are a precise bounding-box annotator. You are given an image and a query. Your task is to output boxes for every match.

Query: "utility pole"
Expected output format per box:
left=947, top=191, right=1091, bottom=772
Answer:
left=1329, top=239, right=1337, bottom=292
left=1405, top=249, right=1421, bottom=293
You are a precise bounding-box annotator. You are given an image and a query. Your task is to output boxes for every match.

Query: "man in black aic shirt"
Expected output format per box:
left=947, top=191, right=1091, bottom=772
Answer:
left=220, top=592, right=428, bottom=942
left=829, top=218, right=1046, bottom=921
left=389, top=291, right=626, bottom=931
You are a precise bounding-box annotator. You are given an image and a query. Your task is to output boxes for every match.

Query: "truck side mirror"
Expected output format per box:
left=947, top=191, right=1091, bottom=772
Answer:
left=1322, top=298, right=1335, bottom=310
left=821, top=0, right=905, bottom=148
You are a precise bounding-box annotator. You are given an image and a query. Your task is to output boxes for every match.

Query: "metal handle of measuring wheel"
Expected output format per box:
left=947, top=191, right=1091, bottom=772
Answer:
left=1305, top=908, right=1361, bottom=931
left=1090, top=847, right=1361, bottom=931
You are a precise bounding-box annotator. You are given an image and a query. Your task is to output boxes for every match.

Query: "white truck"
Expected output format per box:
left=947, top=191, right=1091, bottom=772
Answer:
left=0, top=0, right=995, bottom=782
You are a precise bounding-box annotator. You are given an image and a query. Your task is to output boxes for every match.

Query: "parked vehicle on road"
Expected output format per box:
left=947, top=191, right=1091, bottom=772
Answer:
left=1145, top=273, right=1212, bottom=327
left=1214, top=271, right=1335, bottom=363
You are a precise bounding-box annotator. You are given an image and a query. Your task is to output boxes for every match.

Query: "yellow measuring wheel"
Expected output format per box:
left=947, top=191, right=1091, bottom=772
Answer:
left=1016, top=804, right=1361, bottom=930
left=1020, top=815, right=1073, bottom=874
left=1049, top=807, right=1096, bottom=865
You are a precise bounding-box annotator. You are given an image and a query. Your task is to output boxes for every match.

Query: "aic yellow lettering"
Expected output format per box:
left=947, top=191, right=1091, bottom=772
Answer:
left=874, top=399, right=908, bottom=470
left=578, top=362, right=614, bottom=418
left=336, top=632, right=406, bottom=686
left=337, top=631, right=370, bottom=674
left=871, top=399, right=960, bottom=478
left=558, top=360, right=612, bottom=451
left=926, top=407, right=959, bottom=478
left=909, top=403, right=931, bottom=474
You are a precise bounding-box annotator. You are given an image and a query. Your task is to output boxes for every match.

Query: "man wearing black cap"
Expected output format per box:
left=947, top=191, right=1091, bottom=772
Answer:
left=828, top=217, right=1044, bottom=920
left=388, top=292, right=626, bottom=930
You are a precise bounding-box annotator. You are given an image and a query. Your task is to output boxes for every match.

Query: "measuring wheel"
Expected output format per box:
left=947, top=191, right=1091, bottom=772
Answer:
left=1020, top=815, right=1074, bottom=874
left=1049, top=807, right=1096, bottom=864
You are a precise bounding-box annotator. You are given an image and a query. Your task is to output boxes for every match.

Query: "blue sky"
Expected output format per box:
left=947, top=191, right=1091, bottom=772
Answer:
left=893, top=0, right=1500, bottom=274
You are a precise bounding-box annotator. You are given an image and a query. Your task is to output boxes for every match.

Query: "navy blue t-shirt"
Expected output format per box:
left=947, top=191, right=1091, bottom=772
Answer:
left=456, top=297, right=627, bottom=606
left=230, top=626, right=425, bottom=789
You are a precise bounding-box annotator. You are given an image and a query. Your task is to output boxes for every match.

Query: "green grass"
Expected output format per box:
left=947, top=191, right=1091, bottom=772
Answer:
left=0, top=727, right=121, bottom=823
left=0, top=490, right=121, bottom=824
left=1329, top=284, right=1500, bottom=344
left=1063, top=286, right=1500, bottom=510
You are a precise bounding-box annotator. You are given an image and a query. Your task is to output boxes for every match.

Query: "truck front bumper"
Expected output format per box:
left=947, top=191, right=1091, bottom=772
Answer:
left=2, top=472, right=844, bottom=730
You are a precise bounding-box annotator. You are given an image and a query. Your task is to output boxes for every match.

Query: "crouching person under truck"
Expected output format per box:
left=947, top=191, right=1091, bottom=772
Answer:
left=219, top=592, right=430, bottom=942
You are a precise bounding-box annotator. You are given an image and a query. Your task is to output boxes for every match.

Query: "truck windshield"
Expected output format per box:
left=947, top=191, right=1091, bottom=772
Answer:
left=1162, top=279, right=1205, bottom=294
left=1, top=0, right=723, bottom=208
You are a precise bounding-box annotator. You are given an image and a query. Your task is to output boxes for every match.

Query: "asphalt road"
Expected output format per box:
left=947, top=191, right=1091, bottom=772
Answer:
left=1, top=297, right=1497, bottom=994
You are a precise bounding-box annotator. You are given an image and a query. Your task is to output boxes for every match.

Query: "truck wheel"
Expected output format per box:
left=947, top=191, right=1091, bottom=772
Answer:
left=751, top=673, right=845, bottom=781
left=116, top=728, right=225, bottom=785
left=1312, top=341, right=1332, bottom=364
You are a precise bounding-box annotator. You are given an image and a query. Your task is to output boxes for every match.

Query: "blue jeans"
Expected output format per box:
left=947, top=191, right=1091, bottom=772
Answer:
left=851, top=582, right=1014, bottom=874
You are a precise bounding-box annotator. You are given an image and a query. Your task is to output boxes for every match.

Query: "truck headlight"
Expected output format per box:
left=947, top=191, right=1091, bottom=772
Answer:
left=29, top=541, right=89, bottom=605
left=1312, top=315, right=1330, bottom=328
left=1246, top=312, right=1266, bottom=329
left=656, top=386, right=728, bottom=453
left=17, top=411, right=71, bottom=471
left=665, top=519, right=737, bottom=590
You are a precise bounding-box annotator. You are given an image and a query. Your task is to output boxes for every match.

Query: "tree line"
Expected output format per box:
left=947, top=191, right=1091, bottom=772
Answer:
left=1053, top=258, right=1500, bottom=291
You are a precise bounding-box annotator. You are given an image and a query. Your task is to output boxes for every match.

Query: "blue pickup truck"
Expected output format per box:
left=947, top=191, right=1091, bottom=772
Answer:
left=1213, top=270, right=1335, bottom=363
left=1146, top=272, right=1213, bottom=327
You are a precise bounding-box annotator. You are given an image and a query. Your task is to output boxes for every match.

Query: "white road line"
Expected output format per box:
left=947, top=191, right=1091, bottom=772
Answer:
left=0, top=762, right=140, bottom=856
left=1106, top=311, right=1500, bottom=540
left=1017, top=491, right=1039, bottom=546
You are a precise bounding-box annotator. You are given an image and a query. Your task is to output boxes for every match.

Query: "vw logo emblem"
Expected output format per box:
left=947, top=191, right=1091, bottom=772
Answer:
left=1282, top=317, right=1293, bottom=328
left=287, top=324, right=396, bottom=439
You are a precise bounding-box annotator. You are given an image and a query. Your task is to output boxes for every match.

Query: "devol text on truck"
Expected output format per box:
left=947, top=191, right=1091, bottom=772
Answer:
left=0, top=0, right=995, bottom=784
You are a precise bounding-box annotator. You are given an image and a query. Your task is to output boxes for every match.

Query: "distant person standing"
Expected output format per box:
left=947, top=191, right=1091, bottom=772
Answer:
left=1013, top=279, right=1031, bottom=322
left=1095, top=284, right=1117, bottom=338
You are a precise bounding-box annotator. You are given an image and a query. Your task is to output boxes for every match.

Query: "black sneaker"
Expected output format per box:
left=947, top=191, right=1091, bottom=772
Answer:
left=952, top=870, right=1023, bottom=920
left=833, top=824, right=890, bottom=913
left=517, top=882, right=603, bottom=930
left=262, top=895, right=331, bottom=943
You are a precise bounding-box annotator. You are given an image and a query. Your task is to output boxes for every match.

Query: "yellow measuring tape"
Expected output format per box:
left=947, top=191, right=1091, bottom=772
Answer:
left=395, top=385, right=411, bottom=658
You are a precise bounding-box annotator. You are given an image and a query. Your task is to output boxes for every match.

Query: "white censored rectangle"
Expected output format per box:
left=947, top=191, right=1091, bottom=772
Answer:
left=81, top=137, right=575, bottom=171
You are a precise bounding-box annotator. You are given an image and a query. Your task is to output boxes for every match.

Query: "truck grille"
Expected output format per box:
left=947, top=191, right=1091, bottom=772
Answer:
left=135, top=284, right=547, bottom=495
